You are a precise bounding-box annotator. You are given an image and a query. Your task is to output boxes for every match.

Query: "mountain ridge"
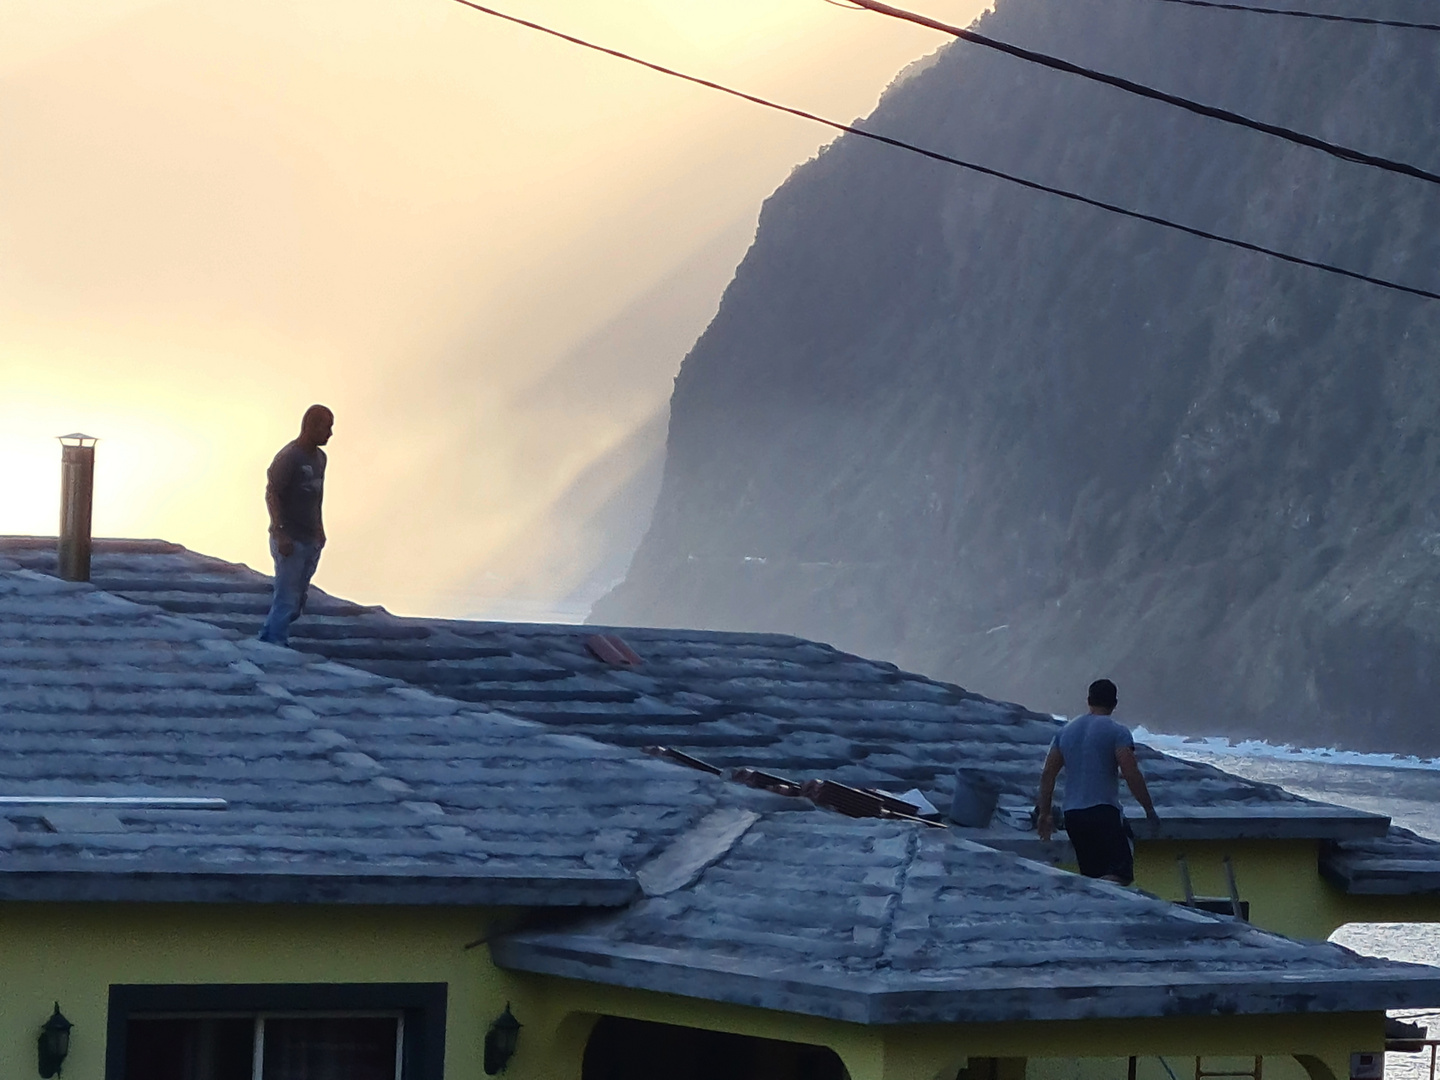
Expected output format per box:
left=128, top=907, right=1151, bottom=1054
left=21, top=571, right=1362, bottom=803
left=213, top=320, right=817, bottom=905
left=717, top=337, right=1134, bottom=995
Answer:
left=593, top=0, right=1440, bottom=754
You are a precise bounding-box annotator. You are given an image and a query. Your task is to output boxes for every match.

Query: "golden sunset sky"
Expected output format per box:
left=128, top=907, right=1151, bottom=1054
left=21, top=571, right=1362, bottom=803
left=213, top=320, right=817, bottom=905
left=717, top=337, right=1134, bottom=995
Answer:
left=1, top=0, right=978, bottom=617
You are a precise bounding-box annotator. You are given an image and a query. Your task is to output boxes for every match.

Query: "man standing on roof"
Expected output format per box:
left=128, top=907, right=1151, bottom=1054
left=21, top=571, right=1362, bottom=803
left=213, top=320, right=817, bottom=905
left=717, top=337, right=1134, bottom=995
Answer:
left=258, top=404, right=333, bottom=647
left=1036, top=679, right=1159, bottom=885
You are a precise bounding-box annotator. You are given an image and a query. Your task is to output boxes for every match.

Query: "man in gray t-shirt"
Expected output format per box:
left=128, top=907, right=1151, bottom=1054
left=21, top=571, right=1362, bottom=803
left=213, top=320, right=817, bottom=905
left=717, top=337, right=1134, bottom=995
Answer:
left=1037, top=679, right=1159, bottom=884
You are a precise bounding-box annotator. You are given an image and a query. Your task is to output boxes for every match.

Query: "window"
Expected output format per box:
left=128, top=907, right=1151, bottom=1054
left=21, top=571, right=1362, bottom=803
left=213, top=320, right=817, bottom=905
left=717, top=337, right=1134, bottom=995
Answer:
left=124, top=1013, right=402, bottom=1080
left=106, top=984, right=445, bottom=1080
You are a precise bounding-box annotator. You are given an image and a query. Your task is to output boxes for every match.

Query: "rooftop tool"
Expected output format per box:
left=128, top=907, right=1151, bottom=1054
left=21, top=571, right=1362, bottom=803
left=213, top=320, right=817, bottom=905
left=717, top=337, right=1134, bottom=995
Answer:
left=642, top=746, right=722, bottom=776
left=585, top=633, right=642, bottom=667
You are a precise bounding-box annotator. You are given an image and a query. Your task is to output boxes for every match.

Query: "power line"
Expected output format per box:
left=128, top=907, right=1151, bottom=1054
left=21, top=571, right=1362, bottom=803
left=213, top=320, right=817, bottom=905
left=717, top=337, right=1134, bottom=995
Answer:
left=1149, top=0, right=1440, bottom=32
left=848, top=0, right=1440, bottom=188
left=445, top=0, right=1440, bottom=303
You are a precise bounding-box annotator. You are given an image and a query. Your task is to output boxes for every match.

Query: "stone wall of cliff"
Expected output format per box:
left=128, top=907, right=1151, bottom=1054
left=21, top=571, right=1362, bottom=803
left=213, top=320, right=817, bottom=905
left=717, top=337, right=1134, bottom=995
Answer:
left=592, top=0, right=1440, bottom=754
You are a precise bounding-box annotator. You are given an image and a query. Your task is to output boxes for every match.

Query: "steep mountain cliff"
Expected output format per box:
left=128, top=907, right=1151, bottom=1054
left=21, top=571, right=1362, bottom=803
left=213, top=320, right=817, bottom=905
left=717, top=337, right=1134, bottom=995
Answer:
left=592, top=0, right=1440, bottom=754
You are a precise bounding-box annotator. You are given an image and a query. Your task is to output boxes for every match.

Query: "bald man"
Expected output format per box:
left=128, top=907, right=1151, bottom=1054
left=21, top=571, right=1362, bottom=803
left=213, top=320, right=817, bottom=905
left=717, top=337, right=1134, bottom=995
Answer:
left=258, top=404, right=333, bottom=646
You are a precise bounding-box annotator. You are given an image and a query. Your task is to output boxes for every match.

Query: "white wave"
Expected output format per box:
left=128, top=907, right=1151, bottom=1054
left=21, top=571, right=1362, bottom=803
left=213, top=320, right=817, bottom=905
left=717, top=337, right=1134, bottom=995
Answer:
left=1130, top=726, right=1440, bottom=773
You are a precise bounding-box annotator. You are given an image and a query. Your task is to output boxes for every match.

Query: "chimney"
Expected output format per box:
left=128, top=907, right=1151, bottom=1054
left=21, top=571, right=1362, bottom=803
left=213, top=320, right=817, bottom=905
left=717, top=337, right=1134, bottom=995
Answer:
left=57, top=434, right=97, bottom=582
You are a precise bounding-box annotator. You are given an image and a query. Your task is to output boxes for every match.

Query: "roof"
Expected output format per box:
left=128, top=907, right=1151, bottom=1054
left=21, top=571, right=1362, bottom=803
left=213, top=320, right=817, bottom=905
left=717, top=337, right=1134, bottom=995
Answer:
left=0, top=536, right=1438, bottom=1022
left=493, top=814, right=1440, bottom=1024
left=0, top=538, right=1391, bottom=846
left=0, top=558, right=765, bottom=906
left=1322, top=827, right=1440, bottom=895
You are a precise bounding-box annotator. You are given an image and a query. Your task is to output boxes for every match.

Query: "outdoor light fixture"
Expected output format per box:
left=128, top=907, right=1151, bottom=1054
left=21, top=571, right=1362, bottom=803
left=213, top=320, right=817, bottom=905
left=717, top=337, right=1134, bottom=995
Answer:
left=483, top=1003, right=521, bottom=1075
left=37, top=1002, right=72, bottom=1078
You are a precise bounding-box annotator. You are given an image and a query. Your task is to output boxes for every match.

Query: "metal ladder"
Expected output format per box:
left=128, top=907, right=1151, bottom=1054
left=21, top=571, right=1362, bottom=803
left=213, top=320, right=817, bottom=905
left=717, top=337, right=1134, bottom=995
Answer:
left=1194, top=1057, right=1262, bottom=1080
left=1176, top=854, right=1248, bottom=920
left=1125, top=1055, right=1261, bottom=1080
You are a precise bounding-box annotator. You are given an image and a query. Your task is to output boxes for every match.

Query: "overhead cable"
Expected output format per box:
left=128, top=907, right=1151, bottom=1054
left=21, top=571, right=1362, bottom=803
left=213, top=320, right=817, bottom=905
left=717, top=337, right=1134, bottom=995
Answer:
left=445, top=0, right=1440, bottom=303
left=848, top=0, right=1440, bottom=188
left=1149, top=0, right=1440, bottom=32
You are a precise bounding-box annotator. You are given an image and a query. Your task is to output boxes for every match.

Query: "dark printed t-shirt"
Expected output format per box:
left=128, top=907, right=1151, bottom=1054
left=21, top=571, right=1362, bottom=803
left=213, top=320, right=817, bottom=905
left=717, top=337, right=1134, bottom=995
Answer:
left=267, top=441, right=327, bottom=543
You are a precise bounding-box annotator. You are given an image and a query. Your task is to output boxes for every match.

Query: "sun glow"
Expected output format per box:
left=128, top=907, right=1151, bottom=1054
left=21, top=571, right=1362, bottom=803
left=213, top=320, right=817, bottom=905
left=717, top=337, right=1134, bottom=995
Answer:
left=0, top=0, right=975, bottom=615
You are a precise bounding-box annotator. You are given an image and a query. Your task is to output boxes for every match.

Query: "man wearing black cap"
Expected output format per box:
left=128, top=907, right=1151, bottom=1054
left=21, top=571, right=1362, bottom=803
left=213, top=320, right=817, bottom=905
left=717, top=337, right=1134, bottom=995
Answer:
left=1036, top=679, right=1159, bottom=885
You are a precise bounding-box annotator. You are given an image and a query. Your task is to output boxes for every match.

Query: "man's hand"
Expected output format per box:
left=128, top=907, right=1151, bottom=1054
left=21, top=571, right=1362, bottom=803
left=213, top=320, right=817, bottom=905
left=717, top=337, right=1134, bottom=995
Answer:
left=1037, top=809, right=1054, bottom=842
left=1142, top=808, right=1161, bottom=838
left=1036, top=745, right=1063, bottom=842
left=275, top=532, right=294, bottom=557
left=1117, top=745, right=1158, bottom=834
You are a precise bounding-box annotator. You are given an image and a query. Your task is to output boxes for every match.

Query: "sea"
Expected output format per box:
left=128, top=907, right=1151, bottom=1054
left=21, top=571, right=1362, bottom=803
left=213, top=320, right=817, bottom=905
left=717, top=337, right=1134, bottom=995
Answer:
left=1136, top=729, right=1440, bottom=1078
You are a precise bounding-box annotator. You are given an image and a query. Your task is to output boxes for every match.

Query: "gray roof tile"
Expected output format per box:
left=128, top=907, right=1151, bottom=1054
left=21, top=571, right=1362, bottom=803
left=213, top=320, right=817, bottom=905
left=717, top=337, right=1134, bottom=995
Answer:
left=0, top=539, right=1387, bottom=844
left=0, top=560, right=748, bottom=905
left=1321, top=827, right=1440, bottom=894
left=493, top=814, right=1440, bottom=1023
left=0, top=537, right=1435, bottom=1020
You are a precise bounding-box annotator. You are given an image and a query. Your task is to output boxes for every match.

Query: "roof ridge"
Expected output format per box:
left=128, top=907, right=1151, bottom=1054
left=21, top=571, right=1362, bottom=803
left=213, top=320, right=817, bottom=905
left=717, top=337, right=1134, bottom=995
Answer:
left=873, top=825, right=921, bottom=964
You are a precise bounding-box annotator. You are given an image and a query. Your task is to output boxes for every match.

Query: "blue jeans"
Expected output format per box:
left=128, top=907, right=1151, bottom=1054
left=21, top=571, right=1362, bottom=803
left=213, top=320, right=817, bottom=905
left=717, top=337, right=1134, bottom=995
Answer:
left=258, top=537, right=323, bottom=645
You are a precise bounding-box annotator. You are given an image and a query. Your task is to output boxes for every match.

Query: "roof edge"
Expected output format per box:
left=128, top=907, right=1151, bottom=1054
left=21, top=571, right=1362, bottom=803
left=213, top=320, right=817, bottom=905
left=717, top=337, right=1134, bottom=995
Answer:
left=1139, top=810, right=1390, bottom=841
left=1319, top=860, right=1440, bottom=896
left=0, top=870, right=640, bottom=907
left=493, top=936, right=1440, bottom=1025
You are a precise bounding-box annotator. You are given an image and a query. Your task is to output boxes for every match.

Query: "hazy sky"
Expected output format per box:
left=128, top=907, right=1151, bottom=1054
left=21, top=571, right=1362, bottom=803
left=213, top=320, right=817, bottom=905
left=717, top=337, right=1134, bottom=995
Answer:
left=0, top=0, right=976, bottom=617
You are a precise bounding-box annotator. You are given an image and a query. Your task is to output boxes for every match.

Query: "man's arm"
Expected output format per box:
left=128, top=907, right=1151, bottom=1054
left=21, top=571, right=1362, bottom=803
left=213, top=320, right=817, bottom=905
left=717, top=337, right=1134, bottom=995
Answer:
left=1116, top=745, right=1159, bottom=827
left=1036, top=745, right=1063, bottom=841
left=265, top=454, right=294, bottom=556
left=314, top=448, right=326, bottom=548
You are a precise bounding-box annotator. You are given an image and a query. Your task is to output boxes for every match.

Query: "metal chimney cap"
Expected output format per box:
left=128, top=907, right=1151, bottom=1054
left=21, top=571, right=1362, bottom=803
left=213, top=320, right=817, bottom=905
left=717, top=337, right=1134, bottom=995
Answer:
left=57, top=433, right=98, bottom=447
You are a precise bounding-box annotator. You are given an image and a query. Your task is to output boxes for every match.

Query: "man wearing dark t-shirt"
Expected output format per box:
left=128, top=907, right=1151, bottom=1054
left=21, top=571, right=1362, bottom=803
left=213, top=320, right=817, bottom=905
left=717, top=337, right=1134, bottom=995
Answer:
left=1036, top=679, right=1159, bottom=885
left=258, top=404, right=333, bottom=646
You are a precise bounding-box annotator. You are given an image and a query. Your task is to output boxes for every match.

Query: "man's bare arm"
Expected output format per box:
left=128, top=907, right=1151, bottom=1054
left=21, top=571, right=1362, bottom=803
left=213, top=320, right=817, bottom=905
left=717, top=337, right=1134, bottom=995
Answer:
left=1036, top=746, right=1063, bottom=841
left=265, top=465, right=294, bottom=556
left=1116, top=746, right=1158, bottom=822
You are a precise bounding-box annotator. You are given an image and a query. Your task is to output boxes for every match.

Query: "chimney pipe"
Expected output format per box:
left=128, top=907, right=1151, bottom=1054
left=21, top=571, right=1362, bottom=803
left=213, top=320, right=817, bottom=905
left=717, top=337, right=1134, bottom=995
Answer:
left=57, top=434, right=97, bottom=582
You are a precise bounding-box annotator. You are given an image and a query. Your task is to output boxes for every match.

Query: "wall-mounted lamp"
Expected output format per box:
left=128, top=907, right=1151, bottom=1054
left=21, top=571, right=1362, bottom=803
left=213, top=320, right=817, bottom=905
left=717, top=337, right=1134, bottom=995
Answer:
left=483, top=1003, right=521, bottom=1075
left=37, top=1002, right=72, bottom=1078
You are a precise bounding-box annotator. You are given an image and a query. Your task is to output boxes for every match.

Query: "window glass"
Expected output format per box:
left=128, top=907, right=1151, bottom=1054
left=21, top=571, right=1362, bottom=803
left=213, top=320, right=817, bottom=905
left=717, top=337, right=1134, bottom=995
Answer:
left=124, top=1016, right=399, bottom=1080
left=262, top=1017, right=399, bottom=1080
left=126, top=1017, right=255, bottom=1080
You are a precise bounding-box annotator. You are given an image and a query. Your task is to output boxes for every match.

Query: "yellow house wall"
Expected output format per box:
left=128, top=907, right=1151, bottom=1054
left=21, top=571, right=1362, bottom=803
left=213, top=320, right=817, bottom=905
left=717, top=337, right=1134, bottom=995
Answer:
left=516, top=972, right=1383, bottom=1080
left=868, top=1013, right=1380, bottom=1080
left=1126, top=839, right=1440, bottom=940
left=0, top=902, right=506, bottom=1080
left=0, top=901, right=1391, bottom=1080
left=1027, top=1053, right=1310, bottom=1080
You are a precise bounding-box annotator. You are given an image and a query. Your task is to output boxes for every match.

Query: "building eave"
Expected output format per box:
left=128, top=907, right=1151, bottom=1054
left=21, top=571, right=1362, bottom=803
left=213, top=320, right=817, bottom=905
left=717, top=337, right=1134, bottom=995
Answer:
left=493, top=935, right=1440, bottom=1026
left=0, top=868, right=640, bottom=907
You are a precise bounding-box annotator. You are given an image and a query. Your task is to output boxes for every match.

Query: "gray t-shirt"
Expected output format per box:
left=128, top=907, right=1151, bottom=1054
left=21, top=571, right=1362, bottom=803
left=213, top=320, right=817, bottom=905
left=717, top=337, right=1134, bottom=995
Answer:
left=1052, top=713, right=1134, bottom=812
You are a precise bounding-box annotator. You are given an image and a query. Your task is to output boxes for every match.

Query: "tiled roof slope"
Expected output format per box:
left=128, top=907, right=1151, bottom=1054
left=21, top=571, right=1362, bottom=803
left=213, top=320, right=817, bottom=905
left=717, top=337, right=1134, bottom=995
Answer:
left=1322, top=827, right=1440, bottom=894
left=493, top=815, right=1440, bottom=1024
left=4, top=540, right=1439, bottom=1025
left=0, top=538, right=1388, bottom=845
left=0, top=560, right=761, bottom=905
